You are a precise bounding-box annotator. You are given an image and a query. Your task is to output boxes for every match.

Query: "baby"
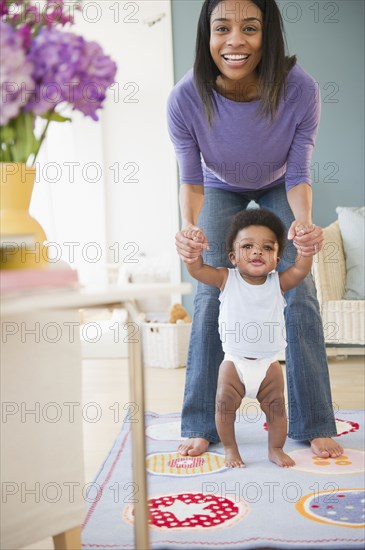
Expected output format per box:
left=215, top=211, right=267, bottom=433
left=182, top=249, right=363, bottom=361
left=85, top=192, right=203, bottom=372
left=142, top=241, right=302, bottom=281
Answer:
left=186, top=208, right=314, bottom=468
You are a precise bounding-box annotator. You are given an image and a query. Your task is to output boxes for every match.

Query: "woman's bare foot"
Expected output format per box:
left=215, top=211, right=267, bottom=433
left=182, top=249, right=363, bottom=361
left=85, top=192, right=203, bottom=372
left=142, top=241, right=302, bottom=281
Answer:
left=177, top=438, right=209, bottom=456
left=224, top=445, right=246, bottom=468
left=310, top=437, right=343, bottom=458
left=269, top=447, right=295, bottom=467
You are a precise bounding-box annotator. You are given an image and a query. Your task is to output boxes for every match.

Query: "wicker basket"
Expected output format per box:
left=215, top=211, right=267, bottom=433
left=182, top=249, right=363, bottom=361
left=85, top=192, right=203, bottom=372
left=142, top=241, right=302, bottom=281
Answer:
left=141, top=322, right=192, bottom=368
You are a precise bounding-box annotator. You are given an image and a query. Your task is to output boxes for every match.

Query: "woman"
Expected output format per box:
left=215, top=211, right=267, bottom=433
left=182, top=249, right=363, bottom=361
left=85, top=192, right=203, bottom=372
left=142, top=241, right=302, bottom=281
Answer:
left=167, top=0, right=343, bottom=458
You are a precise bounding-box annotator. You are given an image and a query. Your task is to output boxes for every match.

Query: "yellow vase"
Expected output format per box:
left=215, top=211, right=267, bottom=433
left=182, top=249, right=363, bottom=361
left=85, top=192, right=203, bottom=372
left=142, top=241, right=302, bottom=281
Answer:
left=0, top=163, right=48, bottom=269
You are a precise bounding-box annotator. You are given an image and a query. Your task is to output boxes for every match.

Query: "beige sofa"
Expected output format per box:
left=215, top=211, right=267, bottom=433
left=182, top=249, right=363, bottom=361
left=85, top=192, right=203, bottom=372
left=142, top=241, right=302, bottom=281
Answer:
left=312, top=221, right=365, bottom=346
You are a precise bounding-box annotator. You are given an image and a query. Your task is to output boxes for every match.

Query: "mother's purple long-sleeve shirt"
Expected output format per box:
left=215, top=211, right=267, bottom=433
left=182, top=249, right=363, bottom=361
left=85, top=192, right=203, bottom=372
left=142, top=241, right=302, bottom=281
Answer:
left=167, top=63, right=321, bottom=192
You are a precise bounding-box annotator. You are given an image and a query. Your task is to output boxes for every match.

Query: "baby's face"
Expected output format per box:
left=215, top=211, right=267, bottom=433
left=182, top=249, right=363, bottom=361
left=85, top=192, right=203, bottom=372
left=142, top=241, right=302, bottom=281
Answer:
left=229, top=225, right=279, bottom=277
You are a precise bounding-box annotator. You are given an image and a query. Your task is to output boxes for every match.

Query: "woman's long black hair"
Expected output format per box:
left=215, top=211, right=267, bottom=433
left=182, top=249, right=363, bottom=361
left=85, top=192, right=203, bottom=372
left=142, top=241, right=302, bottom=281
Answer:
left=194, top=0, right=297, bottom=125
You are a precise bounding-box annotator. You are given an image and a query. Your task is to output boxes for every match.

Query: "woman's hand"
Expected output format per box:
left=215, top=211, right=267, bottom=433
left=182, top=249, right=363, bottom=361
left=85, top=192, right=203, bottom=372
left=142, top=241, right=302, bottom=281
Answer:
left=288, top=221, right=324, bottom=257
left=175, top=224, right=209, bottom=264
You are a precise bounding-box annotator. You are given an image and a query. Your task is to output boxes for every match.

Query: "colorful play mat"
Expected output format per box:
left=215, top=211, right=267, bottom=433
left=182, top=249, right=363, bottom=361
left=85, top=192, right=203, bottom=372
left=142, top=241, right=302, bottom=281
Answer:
left=82, top=410, right=365, bottom=549
left=146, top=451, right=227, bottom=476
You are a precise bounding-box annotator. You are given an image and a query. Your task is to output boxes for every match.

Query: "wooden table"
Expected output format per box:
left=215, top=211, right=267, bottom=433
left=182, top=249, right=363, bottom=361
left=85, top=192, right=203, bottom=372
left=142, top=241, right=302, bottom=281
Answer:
left=1, top=283, right=191, bottom=550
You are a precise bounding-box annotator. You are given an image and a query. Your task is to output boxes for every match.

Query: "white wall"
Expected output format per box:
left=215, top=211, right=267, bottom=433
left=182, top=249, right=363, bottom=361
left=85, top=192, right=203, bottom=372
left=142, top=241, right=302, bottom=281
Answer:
left=31, top=110, right=107, bottom=286
left=31, top=1, right=180, bottom=289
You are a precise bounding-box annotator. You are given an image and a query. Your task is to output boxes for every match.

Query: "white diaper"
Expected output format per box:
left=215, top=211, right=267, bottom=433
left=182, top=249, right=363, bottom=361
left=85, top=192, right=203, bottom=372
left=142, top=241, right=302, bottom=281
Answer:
left=224, top=354, right=278, bottom=399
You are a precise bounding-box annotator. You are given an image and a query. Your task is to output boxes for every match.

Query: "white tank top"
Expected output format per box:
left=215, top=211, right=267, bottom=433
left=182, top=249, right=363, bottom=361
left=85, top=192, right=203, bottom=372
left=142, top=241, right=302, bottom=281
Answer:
left=218, top=268, right=287, bottom=358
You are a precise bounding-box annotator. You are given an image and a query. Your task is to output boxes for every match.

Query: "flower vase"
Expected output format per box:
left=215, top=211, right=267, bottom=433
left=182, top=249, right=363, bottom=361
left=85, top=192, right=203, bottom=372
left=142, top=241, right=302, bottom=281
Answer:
left=0, top=163, right=48, bottom=269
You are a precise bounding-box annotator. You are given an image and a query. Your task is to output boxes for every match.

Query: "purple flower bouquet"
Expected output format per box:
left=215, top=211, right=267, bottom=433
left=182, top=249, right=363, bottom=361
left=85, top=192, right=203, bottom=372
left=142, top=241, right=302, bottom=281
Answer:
left=0, top=0, right=117, bottom=164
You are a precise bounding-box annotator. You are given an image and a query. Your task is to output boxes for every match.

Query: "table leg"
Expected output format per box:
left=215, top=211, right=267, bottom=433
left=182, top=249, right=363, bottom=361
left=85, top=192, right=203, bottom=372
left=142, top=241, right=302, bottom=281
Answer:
left=53, top=526, right=81, bottom=550
left=125, top=302, right=150, bottom=550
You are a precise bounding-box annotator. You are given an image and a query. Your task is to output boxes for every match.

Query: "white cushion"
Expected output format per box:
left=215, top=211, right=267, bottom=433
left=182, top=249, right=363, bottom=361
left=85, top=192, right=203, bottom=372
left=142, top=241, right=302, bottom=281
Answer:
left=336, top=206, right=365, bottom=300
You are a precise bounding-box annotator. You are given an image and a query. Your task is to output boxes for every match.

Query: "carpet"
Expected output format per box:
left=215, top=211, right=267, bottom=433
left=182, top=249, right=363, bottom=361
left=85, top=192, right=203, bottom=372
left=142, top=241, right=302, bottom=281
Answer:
left=82, top=410, right=365, bottom=549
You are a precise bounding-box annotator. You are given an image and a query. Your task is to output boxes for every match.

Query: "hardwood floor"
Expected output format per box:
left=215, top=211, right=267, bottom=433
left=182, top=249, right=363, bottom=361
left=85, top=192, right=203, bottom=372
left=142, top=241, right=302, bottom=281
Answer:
left=22, top=354, right=364, bottom=550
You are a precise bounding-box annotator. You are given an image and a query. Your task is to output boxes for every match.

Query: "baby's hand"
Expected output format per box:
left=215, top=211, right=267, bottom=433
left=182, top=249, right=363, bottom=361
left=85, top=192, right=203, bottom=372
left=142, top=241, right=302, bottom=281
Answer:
left=183, top=228, right=204, bottom=262
left=295, top=223, right=315, bottom=237
left=176, top=225, right=208, bottom=264
left=288, top=221, right=323, bottom=256
left=183, top=227, right=205, bottom=243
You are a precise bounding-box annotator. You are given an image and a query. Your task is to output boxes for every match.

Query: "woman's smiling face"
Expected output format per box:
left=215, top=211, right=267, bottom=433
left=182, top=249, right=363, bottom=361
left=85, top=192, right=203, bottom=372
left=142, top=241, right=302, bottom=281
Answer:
left=210, top=0, right=263, bottom=93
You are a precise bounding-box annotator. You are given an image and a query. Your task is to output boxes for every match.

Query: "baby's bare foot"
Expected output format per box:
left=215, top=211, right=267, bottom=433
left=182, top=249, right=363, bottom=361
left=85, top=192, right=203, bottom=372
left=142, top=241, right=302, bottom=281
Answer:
left=269, top=447, right=295, bottom=468
left=224, top=446, right=246, bottom=468
left=177, top=438, right=209, bottom=456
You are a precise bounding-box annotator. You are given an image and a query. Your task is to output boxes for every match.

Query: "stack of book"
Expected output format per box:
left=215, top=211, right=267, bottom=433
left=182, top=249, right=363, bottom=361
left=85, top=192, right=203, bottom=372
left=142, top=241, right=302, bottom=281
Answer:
left=0, top=264, right=79, bottom=296
left=1, top=234, right=79, bottom=296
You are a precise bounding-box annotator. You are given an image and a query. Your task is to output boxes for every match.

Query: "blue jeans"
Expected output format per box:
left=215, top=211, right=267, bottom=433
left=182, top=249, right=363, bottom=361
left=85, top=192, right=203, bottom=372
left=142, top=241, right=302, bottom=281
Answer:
left=181, top=185, right=337, bottom=442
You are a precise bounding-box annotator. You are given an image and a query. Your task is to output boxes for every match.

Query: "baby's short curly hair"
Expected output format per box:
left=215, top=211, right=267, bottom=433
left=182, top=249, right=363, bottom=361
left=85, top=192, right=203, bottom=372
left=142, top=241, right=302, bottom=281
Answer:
left=226, top=208, right=286, bottom=256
